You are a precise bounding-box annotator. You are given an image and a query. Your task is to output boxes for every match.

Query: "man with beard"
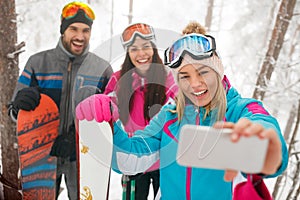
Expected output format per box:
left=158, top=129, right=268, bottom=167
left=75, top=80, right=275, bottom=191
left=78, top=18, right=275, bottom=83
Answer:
left=8, top=2, right=113, bottom=199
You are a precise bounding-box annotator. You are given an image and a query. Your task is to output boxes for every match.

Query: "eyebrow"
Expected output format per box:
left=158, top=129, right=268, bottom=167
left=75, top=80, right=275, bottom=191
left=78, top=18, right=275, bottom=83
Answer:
left=178, top=65, right=209, bottom=74
left=196, top=66, right=209, bottom=72
left=69, top=25, right=91, bottom=31
left=130, top=41, right=151, bottom=48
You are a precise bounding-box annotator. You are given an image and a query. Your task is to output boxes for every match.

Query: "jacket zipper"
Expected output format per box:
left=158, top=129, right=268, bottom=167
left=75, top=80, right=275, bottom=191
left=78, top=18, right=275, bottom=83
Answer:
left=63, top=60, right=72, bottom=135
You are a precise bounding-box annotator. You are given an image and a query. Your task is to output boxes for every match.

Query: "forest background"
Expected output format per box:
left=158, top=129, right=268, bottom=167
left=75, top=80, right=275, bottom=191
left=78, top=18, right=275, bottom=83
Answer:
left=0, top=0, right=299, bottom=199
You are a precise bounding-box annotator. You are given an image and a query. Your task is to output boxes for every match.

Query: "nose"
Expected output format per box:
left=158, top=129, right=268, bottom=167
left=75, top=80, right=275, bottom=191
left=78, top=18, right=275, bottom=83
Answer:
left=136, top=48, right=146, bottom=56
left=75, top=31, right=85, bottom=41
left=189, top=75, right=205, bottom=88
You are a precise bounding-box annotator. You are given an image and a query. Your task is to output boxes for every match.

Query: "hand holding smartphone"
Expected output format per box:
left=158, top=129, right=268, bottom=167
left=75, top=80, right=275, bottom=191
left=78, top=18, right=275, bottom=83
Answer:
left=176, top=125, right=269, bottom=173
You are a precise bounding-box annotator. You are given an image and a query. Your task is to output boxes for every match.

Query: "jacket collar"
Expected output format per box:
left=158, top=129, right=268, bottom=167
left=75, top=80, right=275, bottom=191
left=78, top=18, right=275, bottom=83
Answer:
left=56, top=37, right=89, bottom=63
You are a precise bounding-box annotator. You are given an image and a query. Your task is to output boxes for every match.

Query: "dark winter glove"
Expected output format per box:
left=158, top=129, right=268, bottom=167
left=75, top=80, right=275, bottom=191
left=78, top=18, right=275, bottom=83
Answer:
left=50, top=134, right=76, bottom=158
left=50, top=125, right=76, bottom=160
left=12, top=87, right=41, bottom=111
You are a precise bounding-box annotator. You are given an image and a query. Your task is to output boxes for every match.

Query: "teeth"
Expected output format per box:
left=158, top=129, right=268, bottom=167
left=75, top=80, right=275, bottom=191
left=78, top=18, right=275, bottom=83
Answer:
left=193, top=90, right=206, bottom=96
left=73, top=41, right=83, bottom=46
left=138, top=59, right=148, bottom=63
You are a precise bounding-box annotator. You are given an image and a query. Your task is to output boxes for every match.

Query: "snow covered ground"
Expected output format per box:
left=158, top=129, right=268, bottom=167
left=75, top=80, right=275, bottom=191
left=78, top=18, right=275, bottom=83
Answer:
left=57, top=170, right=278, bottom=200
left=58, top=170, right=155, bottom=200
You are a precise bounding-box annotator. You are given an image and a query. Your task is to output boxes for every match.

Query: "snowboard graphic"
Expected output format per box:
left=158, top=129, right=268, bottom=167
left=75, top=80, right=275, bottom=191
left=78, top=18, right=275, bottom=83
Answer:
left=77, top=120, right=113, bottom=200
left=17, top=94, right=59, bottom=200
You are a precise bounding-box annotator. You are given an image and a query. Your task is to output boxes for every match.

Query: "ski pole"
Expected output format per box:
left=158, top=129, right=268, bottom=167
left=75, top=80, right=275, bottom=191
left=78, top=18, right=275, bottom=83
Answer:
left=122, top=175, right=128, bottom=200
left=130, top=180, right=135, bottom=200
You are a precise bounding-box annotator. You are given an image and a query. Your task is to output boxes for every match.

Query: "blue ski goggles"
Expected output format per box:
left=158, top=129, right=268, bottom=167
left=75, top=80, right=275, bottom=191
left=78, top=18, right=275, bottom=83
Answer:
left=164, top=34, right=216, bottom=69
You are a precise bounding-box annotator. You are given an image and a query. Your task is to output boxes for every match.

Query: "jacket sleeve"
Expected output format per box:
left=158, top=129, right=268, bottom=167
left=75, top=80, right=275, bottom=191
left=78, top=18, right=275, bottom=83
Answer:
left=11, top=56, right=37, bottom=101
left=103, top=73, right=119, bottom=104
left=237, top=100, right=288, bottom=178
left=8, top=56, right=37, bottom=121
left=99, top=65, right=113, bottom=93
left=111, top=105, right=169, bottom=175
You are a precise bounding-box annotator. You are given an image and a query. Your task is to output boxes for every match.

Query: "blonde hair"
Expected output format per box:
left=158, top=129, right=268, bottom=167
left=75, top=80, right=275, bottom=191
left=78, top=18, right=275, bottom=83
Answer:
left=182, top=21, right=207, bottom=35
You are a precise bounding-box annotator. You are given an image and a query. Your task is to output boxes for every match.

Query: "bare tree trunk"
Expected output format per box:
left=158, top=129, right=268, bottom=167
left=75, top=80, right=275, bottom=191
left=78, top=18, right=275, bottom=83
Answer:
left=272, top=22, right=300, bottom=200
left=283, top=104, right=297, bottom=140
left=286, top=155, right=300, bottom=200
left=128, top=0, right=133, bottom=24
left=252, top=0, right=297, bottom=100
left=273, top=99, right=300, bottom=199
left=261, top=0, right=278, bottom=51
left=272, top=172, right=286, bottom=199
left=0, top=0, right=23, bottom=199
left=108, top=0, right=114, bottom=62
left=289, top=99, right=300, bottom=198
left=205, top=0, right=214, bottom=32
left=272, top=104, right=296, bottom=198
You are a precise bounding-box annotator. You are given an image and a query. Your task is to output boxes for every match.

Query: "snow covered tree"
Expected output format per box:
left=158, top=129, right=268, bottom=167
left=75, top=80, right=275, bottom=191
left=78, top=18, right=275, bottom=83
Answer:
left=252, top=0, right=297, bottom=101
left=0, top=0, right=22, bottom=199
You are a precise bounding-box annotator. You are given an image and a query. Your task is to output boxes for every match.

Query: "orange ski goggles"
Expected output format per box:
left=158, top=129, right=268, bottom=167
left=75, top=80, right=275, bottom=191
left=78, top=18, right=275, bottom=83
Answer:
left=61, top=2, right=95, bottom=21
left=121, top=23, right=155, bottom=47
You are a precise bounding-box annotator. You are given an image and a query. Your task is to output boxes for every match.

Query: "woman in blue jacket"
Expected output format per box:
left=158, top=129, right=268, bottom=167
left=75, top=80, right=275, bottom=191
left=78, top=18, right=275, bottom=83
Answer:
left=76, top=25, right=288, bottom=199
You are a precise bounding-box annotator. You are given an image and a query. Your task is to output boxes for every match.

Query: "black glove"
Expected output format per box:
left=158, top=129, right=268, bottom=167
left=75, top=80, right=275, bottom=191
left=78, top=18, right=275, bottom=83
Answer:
left=50, top=125, right=76, bottom=161
left=12, top=87, right=41, bottom=111
left=50, top=134, right=75, bottom=158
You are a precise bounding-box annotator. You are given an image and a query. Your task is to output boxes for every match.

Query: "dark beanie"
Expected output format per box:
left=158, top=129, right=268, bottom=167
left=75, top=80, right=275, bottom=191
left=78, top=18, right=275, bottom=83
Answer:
left=60, top=9, right=93, bottom=34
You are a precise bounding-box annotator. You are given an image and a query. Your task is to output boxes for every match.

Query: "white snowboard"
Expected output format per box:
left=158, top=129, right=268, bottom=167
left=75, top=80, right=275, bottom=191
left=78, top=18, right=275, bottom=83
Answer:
left=78, top=120, right=113, bottom=200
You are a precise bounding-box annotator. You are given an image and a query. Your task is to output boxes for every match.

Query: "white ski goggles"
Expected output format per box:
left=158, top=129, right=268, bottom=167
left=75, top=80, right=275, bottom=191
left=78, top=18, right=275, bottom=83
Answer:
left=164, top=34, right=216, bottom=69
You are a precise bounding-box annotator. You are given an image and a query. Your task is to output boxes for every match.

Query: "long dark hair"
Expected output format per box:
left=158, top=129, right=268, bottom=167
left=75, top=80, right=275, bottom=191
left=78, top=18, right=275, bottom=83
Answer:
left=117, top=42, right=167, bottom=124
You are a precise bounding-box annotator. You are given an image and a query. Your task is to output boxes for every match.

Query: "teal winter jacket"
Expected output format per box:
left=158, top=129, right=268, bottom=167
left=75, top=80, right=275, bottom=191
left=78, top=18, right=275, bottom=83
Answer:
left=112, top=80, right=288, bottom=200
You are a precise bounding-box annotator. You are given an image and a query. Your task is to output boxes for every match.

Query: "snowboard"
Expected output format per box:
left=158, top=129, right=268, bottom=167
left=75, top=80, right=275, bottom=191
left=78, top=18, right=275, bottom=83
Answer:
left=77, top=119, right=113, bottom=200
left=17, top=94, right=59, bottom=200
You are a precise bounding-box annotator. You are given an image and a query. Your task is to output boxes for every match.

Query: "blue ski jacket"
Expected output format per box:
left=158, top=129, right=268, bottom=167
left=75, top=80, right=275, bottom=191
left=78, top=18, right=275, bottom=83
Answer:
left=112, top=79, right=288, bottom=200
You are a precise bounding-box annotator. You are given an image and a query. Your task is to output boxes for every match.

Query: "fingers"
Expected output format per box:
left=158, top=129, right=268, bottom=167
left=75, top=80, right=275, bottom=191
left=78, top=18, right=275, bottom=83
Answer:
left=76, top=97, right=95, bottom=121
left=215, top=119, right=282, bottom=175
left=75, top=94, right=114, bottom=122
left=223, top=170, right=238, bottom=182
left=213, top=121, right=234, bottom=129
left=85, top=98, right=96, bottom=121
left=94, top=95, right=112, bottom=122
left=75, top=102, right=84, bottom=120
left=75, top=106, right=83, bottom=120
left=94, top=95, right=106, bottom=122
left=234, top=118, right=264, bottom=137
left=215, top=119, right=267, bottom=142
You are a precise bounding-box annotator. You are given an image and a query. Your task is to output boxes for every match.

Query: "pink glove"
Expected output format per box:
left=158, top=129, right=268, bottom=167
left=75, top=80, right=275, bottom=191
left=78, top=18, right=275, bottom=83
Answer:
left=76, top=94, right=118, bottom=122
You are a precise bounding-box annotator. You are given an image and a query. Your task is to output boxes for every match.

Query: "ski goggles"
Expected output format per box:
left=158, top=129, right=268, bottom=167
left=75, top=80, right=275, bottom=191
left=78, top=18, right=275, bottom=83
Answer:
left=61, top=2, right=95, bottom=21
left=164, top=34, right=216, bottom=69
left=121, top=23, right=155, bottom=47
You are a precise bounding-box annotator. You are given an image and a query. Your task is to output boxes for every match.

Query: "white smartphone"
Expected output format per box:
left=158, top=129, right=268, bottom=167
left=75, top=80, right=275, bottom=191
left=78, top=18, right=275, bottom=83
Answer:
left=176, top=124, right=269, bottom=173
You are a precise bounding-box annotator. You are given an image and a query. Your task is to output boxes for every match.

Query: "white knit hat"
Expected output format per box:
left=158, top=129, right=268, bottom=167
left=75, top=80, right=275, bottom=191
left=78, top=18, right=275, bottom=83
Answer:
left=172, top=53, right=224, bottom=79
